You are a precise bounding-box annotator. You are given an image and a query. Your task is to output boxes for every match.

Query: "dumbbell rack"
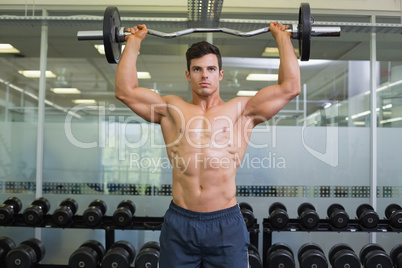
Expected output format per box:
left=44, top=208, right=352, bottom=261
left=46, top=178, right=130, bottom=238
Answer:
left=2, top=214, right=163, bottom=268
left=248, top=222, right=260, bottom=250
left=2, top=214, right=260, bottom=267
left=262, top=218, right=401, bottom=268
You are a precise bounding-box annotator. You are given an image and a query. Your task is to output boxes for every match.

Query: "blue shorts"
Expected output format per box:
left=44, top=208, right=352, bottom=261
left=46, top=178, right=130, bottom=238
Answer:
left=159, top=201, right=250, bottom=268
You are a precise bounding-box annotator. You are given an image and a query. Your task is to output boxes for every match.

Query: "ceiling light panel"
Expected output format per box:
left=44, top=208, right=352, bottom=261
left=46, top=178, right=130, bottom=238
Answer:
left=246, top=74, right=278, bottom=81
left=51, top=88, right=81, bottom=94
left=18, top=70, right=56, bottom=78
left=0, top=44, right=20, bottom=53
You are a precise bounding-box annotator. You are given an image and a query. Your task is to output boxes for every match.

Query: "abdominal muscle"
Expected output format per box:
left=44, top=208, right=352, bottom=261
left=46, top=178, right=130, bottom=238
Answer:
left=169, top=146, right=240, bottom=212
left=160, top=97, right=252, bottom=212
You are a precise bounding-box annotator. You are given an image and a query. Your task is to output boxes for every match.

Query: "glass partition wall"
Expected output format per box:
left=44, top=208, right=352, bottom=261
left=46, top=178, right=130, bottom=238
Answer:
left=0, top=7, right=401, bottom=264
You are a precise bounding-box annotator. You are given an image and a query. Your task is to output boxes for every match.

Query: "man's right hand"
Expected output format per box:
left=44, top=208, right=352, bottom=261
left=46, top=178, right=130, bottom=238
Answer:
left=269, top=21, right=291, bottom=40
left=125, top=24, right=148, bottom=42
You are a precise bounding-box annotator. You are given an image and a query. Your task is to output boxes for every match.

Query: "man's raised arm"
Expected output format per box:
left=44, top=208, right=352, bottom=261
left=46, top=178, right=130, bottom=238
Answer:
left=243, top=22, right=301, bottom=125
left=115, top=24, right=167, bottom=123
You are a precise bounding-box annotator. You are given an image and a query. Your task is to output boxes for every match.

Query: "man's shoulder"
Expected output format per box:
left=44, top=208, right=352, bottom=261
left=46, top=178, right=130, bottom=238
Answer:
left=162, top=95, right=185, bottom=103
left=160, top=95, right=191, bottom=115
left=223, top=96, right=250, bottom=109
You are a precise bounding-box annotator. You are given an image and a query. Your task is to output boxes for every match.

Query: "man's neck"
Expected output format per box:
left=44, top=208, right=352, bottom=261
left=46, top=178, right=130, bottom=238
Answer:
left=189, top=93, right=224, bottom=110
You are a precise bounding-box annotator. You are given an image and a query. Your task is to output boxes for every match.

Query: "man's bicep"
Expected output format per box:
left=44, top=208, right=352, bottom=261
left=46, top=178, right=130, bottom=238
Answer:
left=244, top=85, right=294, bottom=124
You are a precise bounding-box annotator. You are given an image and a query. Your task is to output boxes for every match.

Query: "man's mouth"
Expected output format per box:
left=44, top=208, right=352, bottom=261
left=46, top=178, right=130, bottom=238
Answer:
left=200, top=82, right=210, bottom=87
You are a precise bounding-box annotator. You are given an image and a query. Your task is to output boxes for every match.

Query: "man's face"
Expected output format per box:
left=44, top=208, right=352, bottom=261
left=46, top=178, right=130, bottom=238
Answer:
left=185, top=54, right=224, bottom=97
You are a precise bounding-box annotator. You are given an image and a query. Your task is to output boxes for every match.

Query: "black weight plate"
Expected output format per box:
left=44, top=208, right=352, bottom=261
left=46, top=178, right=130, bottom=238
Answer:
left=102, top=248, right=131, bottom=268
left=390, top=210, right=402, bottom=229
left=89, top=199, right=107, bottom=215
left=298, top=243, right=323, bottom=263
left=359, top=243, right=384, bottom=264
left=113, top=207, right=133, bottom=227
left=249, top=249, right=262, bottom=268
left=385, top=203, right=401, bottom=219
left=21, top=238, right=46, bottom=262
left=241, top=209, right=255, bottom=228
left=103, top=6, right=122, bottom=64
left=300, top=249, right=328, bottom=268
left=60, top=198, right=78, bottom=215
left=31, top=197, right=51, bottom=214
left=329, top=210, right=349, bottom=229
left=83, top=206, right=103, bottom=227
left=23, top=205, right=43, bottom=225
left=356, top=203, right=374, bottom=217
left=239, top=202, right=253, bottom=212
left=0, top=249, right=5, bottom=265
left=81, top=240, right=105, bottom=259
left=397, top=253, right=402, bottom=268
left=299, top=210, right=319, bottom=229
left=248, top=244, right=259, bottom=258
left=390, top=244, right=402, bottom=266
left=6, top=244, right=36, bottom=268
left=111, top=241, right=136, bottom=263
left=328, top=243, right=353, bottom=265
left=135, top=248, right=160, bottom=268
left=269, top=202, right=287, bottom=215
left=359, top=210, right=379, bottom=229
left=4, top=197, right=22, bottom=213
left=118, top=199, right=136, bottom=215
left=52, top=206, right=73, bottom=226
left=327, top=203, right=345, bottom=218
left=332, top=250, right=360, bottom=268
left=69, top=246, right=99, bottom=268
left=364, top=251, right=393, bottom=268
left=0, top=204, right=14, bottom=224
left=267, top=249, right=295, bottom=268
left=298, top=3, right=311, bottom=61
left=297, top=202, right=315, bottom=216
left=140, top=241, right=160, bottom=252
left=0, top=237, right=15, bottom=252
left=269, top=210, right=289, bottom=229
left=0, top=237, right=15, bottom=263
left=267, top=243, right=293, bottom=258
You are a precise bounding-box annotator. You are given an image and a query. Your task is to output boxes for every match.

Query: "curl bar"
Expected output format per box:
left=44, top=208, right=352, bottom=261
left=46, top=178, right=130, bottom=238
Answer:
left=77, top=3, right=341, bottom=63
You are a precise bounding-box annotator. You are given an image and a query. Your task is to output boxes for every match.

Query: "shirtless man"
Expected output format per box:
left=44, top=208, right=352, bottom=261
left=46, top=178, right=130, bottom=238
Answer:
left=115, top=21, right=300, bottom=268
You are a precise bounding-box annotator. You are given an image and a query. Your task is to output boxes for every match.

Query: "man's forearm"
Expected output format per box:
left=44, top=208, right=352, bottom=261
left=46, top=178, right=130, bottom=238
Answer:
left=276, top=35, right=299, bottom=86
left=115, top=37, right=142, bottom=99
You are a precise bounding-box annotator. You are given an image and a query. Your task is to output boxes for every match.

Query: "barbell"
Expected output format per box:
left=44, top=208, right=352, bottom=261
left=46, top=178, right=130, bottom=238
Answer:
left=77, top=3, right=341, bottom=63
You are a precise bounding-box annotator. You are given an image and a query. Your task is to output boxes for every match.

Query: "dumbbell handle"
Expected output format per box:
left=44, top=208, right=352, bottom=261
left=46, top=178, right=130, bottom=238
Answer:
left=77, top=26, right=340, bottom=41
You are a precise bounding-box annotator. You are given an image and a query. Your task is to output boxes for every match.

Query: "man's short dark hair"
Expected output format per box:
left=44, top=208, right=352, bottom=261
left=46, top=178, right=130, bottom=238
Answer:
left=186, top=41, right=222, bottom=71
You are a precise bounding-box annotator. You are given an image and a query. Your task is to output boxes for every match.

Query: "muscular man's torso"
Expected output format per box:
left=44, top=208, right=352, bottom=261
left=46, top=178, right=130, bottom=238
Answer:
left=158, top=95, right=255, bottom=212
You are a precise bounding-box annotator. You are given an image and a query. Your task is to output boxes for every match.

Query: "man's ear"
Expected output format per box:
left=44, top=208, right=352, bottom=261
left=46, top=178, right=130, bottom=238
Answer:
left=219, top=70, right=224, bottom=81
left=185, top=70, right=191, bottom=82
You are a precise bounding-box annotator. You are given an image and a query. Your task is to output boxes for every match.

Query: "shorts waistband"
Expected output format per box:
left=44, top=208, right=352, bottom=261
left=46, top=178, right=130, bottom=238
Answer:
left=168, top=201, right=240, bottom=221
